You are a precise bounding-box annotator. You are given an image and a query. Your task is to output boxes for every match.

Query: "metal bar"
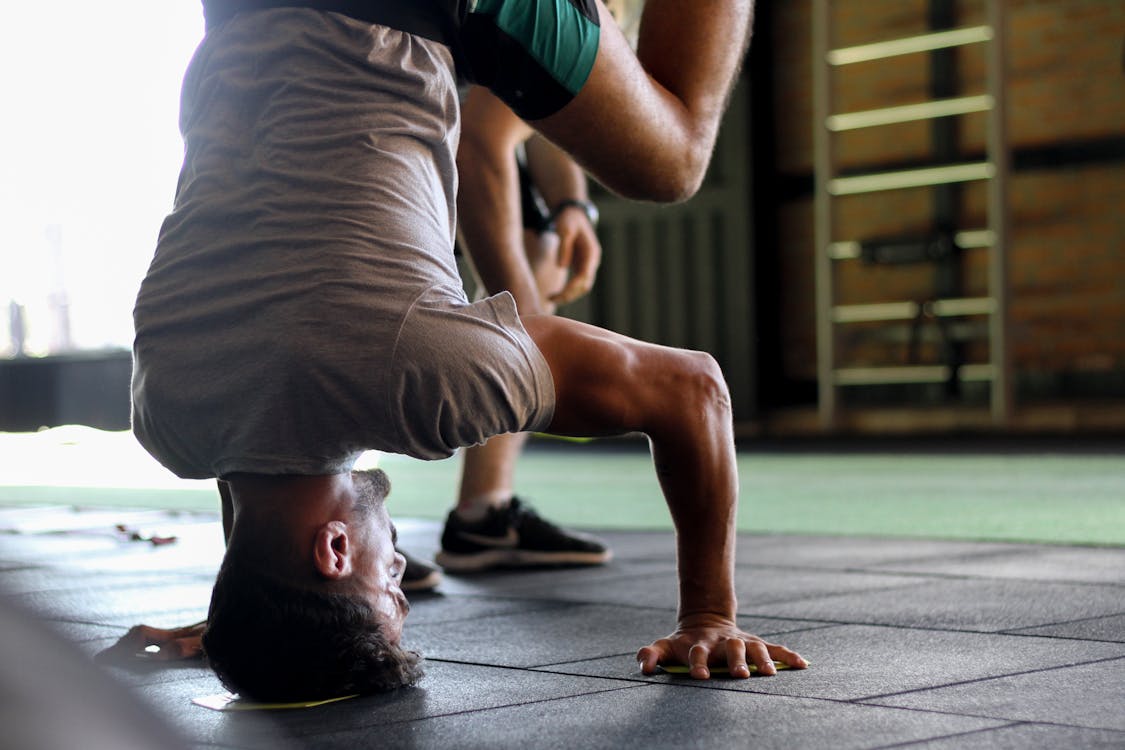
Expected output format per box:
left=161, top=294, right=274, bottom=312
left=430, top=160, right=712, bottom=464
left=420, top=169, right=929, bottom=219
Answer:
left=812, top=0, right=836, bottom=430
left=833, top=302, right=918, bottom=323
left=931, top=297, right=996, bottom=316
left=832, top=297, right=995, bottom=323
left=835, top=366, right=950, bottom=385
left=827, top=95, right=992, bottom=131
left=987, top=0, right=1012, bottom=425
left=827, top=25, right=992, bottom=65
left=954, top=229, right=994, bottom=249
left=961, top=363, right=996, bottom=382
left=828, top=231, right=992, bottom=260
left=834, top=363, right=994, bottom=385
left=827, top=240, right=861, bottom=260
left=829, top=162, right=994, bottom=195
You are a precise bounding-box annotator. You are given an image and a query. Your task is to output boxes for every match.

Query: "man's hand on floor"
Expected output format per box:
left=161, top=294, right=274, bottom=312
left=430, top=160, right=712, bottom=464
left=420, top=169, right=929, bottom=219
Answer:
left=96, top=621, right=206, bottom=663
left=636, top=614, right=808, bottom=679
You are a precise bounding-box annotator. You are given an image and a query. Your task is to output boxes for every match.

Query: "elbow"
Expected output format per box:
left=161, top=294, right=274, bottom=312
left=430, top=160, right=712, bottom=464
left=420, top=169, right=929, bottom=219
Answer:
left=648, top=161, right=707, bottom=204
left=611, top=143, right=711, bottom=204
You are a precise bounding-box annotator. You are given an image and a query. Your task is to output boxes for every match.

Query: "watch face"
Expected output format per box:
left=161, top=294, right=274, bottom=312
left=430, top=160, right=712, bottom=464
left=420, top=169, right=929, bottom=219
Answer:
left=553, top=199, right=598, bottom=228
left=584, top=201, right=599, bottom=227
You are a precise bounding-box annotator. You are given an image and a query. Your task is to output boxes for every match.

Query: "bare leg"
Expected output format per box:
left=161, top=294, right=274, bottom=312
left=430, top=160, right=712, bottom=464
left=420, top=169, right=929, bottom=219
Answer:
left=456, top=431, right=530, bottom=513
left=219, top=478, right=234, bottom=544
left=522, top=314, right=806, bottom=678
left=456, top=229, right=565, bottom=517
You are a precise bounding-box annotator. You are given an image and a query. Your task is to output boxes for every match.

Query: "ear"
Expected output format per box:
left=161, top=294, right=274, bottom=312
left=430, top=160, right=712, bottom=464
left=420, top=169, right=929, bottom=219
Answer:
left=312, top=520, right=353, bottom=580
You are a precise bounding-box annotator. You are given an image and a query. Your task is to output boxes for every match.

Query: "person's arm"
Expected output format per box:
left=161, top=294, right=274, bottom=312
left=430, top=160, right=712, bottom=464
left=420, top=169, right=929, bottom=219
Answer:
left=520, top=314, right=807, bottom=679
left=456, top=87, right=545, bottom=313
left=523, top=135, right=602, bottom=305
left=533, top=0, right=753, bottom=202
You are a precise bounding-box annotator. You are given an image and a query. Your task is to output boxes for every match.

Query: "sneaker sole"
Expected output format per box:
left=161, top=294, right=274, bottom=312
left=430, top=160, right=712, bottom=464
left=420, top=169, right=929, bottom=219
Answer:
left=435, top=548, right=612, bottom=573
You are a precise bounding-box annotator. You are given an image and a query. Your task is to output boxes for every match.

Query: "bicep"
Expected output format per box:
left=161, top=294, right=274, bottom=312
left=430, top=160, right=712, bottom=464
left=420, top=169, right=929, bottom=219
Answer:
left=461, top=0, right=751, bottom=202
left=529, top=10, right=699, bottom=202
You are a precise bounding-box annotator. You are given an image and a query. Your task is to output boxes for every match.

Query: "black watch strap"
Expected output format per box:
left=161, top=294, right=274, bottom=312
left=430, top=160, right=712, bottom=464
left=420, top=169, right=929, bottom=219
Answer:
left=549, top=199, right=599, bottom=228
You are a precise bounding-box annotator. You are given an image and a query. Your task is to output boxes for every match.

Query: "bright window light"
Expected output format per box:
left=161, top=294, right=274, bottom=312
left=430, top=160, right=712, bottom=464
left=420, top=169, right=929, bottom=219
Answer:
left=0, top=2, right=204, bottom=357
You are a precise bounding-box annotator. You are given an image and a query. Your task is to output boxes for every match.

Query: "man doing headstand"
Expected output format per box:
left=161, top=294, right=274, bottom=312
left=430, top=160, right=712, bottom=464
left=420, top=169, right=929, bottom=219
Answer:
left=125, top=0, right=807, bottom=700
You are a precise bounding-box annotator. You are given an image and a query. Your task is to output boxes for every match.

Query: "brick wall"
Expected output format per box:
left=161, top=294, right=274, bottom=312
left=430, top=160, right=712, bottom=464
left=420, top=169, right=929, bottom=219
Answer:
left=766, top=0, right=1125, bottom=402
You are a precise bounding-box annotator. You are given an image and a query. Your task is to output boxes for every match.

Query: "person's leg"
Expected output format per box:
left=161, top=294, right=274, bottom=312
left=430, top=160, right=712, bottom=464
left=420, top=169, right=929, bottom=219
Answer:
left=455, top=430, right=530, bottom=514
left=436, top=229, right=610, bottom=572
left=455, top=227, right=563, bottom=519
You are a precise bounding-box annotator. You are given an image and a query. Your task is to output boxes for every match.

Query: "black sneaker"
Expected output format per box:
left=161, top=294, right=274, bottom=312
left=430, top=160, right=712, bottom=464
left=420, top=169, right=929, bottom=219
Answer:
left=397, top=547, right=443, bottom=592
left=435, top=497, right=612, bottom=572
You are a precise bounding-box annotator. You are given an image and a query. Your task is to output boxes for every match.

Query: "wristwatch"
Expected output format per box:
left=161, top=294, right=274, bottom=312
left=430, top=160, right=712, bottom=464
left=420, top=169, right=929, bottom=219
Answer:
left=549, top=199, right=599, bottom=229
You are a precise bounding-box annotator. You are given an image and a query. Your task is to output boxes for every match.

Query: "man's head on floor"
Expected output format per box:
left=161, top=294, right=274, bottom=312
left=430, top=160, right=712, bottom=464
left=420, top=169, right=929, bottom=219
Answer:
left=202, top=469, right=422, bottom=701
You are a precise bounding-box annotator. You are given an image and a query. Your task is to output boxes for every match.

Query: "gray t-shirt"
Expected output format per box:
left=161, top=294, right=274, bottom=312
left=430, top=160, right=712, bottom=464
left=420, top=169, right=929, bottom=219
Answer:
left=131, top=10, right=554, bottom=478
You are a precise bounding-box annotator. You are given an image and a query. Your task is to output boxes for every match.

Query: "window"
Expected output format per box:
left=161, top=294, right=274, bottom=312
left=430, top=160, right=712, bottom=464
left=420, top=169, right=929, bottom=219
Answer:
left=0, top=2, right=204, bottom=356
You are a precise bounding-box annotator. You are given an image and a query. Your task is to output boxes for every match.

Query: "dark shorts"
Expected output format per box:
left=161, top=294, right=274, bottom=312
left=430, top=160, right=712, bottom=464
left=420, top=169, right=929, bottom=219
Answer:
left=203, top=0, right=602, bottom=121
left=460, top=0, right=601, bottom=120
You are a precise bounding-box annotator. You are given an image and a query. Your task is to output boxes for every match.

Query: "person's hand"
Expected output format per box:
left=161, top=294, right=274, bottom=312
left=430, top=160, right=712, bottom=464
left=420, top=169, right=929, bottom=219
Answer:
left=636, top=613, right=808, bottom=679
left=549, top=207, right=602, bottom=305
left=96, top=621, right=206, bottom=663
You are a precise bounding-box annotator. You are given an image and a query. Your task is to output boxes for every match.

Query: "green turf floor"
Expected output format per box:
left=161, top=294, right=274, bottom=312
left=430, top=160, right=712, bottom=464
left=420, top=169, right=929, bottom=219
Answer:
left=374, top=445, right=1125, bottom=547
left=2, top=430, right=1123, bottom=547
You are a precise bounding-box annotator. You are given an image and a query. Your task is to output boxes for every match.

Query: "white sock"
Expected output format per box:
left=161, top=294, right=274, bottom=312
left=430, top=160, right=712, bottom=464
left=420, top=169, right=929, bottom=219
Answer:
left=454, top=495, right=511, bottom=523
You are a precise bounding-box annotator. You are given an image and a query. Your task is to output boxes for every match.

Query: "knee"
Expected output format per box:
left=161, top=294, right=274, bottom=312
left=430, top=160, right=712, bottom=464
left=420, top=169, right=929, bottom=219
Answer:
left=686, top=351, right=732, bottom=413
left=655, top=350, right=731, bottom=428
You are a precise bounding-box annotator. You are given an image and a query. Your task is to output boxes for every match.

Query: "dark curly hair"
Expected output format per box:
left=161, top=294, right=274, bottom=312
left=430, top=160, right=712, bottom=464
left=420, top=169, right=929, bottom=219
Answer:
left=201, top=548, right=423, bottom=702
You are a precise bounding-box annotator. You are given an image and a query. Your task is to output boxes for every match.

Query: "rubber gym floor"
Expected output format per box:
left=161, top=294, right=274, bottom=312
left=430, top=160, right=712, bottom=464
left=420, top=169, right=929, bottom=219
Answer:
left=1, top=428, right=1123, bottom=749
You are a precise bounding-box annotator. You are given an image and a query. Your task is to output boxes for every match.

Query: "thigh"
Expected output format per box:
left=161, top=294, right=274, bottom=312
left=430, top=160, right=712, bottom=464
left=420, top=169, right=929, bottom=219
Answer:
left=521, top=314, right=718, bottom=439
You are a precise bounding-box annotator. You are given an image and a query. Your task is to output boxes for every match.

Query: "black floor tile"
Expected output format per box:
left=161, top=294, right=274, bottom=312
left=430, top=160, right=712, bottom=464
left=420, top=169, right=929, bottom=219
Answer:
left=139, top=661, right=638, bottom=750
left=735, top=535, right=1022, bottom=570
left=0, top=532, right=124, bottom=562
left=96, top=652, right=217, bottom=688
left=403, top=592, right=570, bottom=626
left=317, top=680, right=1006, bottom=750
left=0, top=566, right=205, bottom=596
left=3, top=506, right=1122, bottom=750
left=756, top=578, right=1125, bottom=632
left=464, top=562, right=927, bottom=613
left=13, top=580, right=213, bottom=625
left=892, top=723, right=1125, bottom=749
left=407, top=603, right=825, bottom=670
left=1007, top=613, right=1125, bottom=642
left=430, top=559, right=675, bottom=599
left=537, top=624, right=1125, bottom=702
left=584, top=530, right=677, bottom=562
left=868, top=546, right=1125, bottom=585
left=127, top=673, right=302, bottom=750
left=40, top=618, right=128, bottom=645
left=867, top=656, right=1125, bottom=731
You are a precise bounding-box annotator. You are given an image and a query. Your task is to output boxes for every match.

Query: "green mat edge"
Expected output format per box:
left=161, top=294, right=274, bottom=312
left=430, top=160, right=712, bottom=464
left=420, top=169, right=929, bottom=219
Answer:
left=2, top=484, right=1121, bottom=549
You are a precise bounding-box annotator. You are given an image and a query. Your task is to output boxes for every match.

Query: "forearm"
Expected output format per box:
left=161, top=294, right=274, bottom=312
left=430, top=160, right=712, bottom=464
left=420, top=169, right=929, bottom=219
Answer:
left=457, top=91, right=543, bottom=313
left=524, top=135, right=588, bottom=208
left=651, top=404, right=740, bottom=622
